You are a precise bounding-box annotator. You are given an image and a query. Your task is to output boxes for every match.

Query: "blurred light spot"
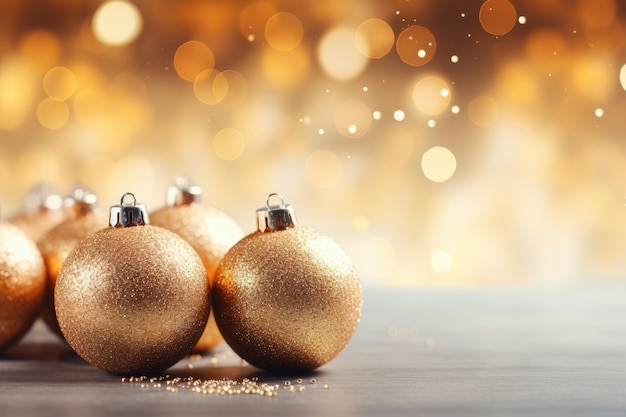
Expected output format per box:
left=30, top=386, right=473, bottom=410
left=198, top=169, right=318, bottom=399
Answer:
left=355, top=237, right=396, bottom=283
left=393, top=110, right=405, bottom=121
left=595, top=108, right=604, bottom=118
left=396, top=25, right=436, bottom=66
left=318, top=129, right=325, bottom=135
left=37, top=98, right=70, bottom=130
left=427, top=119, right=436, bottom=128
left=479, top=0, right=517, bottom=36
left=412, top=75, right=451, bottom=115
left=353, top=215, right=370, bottom=232
left=570, top=56, right=613, bottom=101
left=576, top=0, right=617, bottom=30
left=43, top=67, right=77, bottom=101
left=451, top=105, right=460, bottom=114
left=174, top=41, right=215, bottom=82
left=193, top=69, right=224, bottom=105
left=363, top=86, right=368, bottom=92
left=620, top=64, right=626, bottom=91
left=518, top=16, right=527, bottom=24
left=0, top=58, right=35, bottom=130
left=451, top=55, right=459, bottom=63
left=239, top=1, right=276, bottom=42
left=304, top=149, right=342, bottom=188
left=92, top=0, right=143, bottom=46
left=19, top=29, right=61, bottom=71
left=265, top=12, right=303, bottom=52
left=373, top=110, right=382, bottom=120
left=421, top=146, right=456, bottom=182
left=430, top=250, right=452, bottom=273
left=318, top=26, right=368, bottom=81
left=355, top=18, right=394, bottom=59
left=334, top=99, right=372, bottom=139
left=213, top=128, right=245, bottom=161
left=215, top=70, right=248, bottom=107
left=261, top=46, right=310, bottom=87
left=467, top=95, right=499, bottom=127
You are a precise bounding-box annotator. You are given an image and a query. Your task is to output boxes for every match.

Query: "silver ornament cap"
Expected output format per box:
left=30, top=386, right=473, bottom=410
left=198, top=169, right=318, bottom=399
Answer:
left=109, top=192, right=149, bottom=227
left=64, top=186, right=98, bottom=220
left=256, top=193, right=298, bottom=233
left=166, top=176, right=202, bottom=206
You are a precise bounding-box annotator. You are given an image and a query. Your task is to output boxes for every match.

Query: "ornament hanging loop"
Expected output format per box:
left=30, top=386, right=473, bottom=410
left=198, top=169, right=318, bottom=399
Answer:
left=109, top=192, right=149, bottom=227
left=266, top=192, right=285, bottom=209
left=256, top=192, right=297, bottom=232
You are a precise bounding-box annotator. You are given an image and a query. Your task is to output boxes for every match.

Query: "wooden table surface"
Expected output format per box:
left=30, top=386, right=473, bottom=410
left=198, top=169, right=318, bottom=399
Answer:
left=2, top=285, right=626, bottom=417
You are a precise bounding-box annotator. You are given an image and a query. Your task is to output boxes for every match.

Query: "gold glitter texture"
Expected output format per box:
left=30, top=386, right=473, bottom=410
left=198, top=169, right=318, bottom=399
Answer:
left=213, top=226, right=362, bottom=372
left=150, top=202, right=244, bottom=352
left=37, top=211, right=108, bottom=337
left=0, top=222, right=47, bottom=351
left=55, top=225, right=210, bottom=374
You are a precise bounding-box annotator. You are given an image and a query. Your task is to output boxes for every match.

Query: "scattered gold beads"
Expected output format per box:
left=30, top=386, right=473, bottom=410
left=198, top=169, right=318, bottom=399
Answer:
left=122, top=375, right=330, bottom=398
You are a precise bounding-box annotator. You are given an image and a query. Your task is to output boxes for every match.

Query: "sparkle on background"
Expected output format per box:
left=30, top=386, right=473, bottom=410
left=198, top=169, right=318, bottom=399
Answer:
left=213, top=128, right=245, bottom=161
left=479, top=0, right=517, bottom=36
left=92, top=0, right=143, bottom=46
left=2, top=1, right=626, bottom=287
left=318, top=26, right=368, bottom=81
left=421, top=146, right=457, bottom=182
left=174, top=41, right=215, bottom=82
left=396, top=25, right=436, bottom=66
left=43, top=67, right=77, bottom=101
left=412, top=75, right=452, bottom=115
left=265, top=12, right=303, bottom=52
left=355, top=18, right=395, bottom=59
left=333, top=99, right=372, bottom=138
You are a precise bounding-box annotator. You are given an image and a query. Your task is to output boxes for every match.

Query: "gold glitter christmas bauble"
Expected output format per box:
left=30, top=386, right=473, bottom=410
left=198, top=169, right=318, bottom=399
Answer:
left=37, top=188, right=107, bottom=338
left=150, top=178, right=244, bottom=352
left=213, top=194, right=362, bottom=372
left=0, top=221, right=47, bottom=351
left=55, top=194, right=210, bottom=374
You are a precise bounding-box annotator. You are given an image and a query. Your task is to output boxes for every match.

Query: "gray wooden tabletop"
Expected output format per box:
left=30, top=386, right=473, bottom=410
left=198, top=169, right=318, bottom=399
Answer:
left=2, top=285, right=625, bottom=417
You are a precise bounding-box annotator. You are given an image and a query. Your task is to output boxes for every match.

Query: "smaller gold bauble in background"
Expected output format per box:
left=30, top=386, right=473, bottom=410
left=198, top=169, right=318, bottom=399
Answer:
left=150, top=177, right=244, bottom=352
left=55, top=193, right=210, bottom=374
left=213, top=193, right=362, bottom=372
left=37, top=187, right=108, bottom=338
left=0, top=220, right=47, bottom=352
left=8, top=183, right=65, bottom=242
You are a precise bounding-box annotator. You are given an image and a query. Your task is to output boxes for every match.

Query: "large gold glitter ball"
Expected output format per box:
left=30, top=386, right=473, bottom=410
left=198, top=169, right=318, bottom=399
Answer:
left=213, top=194, right=362, bottom=372
left=55, top=225, right=210, bottom=374
left=38, top=210, right=107, bottom=338
left=150, top=179, right=244, bottom=352
left=0, top=221, right=47, bottom=351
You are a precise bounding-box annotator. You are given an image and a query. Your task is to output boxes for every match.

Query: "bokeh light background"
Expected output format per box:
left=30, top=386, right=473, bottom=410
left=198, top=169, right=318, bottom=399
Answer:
left=1, top=0, right=626, bottom=286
